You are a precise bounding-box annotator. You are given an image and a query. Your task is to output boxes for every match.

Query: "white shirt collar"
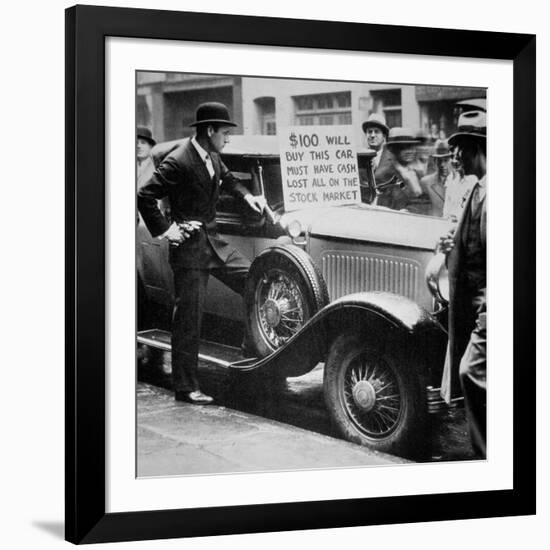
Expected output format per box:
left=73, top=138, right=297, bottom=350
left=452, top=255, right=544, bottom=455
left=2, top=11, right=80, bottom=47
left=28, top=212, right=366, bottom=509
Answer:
left=191, top=137, right=215, bottom=178
left=191, top=136, right=210, bottom=162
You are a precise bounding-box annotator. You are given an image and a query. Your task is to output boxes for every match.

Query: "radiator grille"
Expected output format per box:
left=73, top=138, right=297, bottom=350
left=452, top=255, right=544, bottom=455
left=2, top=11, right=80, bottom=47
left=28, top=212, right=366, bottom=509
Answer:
left=321, top=252, right=420, bottom=301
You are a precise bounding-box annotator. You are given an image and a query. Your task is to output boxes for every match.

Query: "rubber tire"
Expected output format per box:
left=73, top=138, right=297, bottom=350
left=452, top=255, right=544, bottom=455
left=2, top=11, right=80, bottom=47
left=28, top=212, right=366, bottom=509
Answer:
left=244, top=244, right=329, bottom=359
left=323, top=332, right=428, bottom=459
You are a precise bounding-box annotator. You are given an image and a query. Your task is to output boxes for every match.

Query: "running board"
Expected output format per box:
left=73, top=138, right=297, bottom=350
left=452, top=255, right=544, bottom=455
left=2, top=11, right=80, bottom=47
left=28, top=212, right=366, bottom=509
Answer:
left=137, top=329, right=171, bottom=351
left=137, top=329, right=251, bottom=369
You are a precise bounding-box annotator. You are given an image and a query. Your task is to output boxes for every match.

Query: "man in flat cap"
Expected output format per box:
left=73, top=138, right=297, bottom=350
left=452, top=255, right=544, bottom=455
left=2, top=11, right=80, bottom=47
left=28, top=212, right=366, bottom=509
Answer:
left=440, top=110, right=487, bottom=457
left=138, top=102, right=265, bottom=404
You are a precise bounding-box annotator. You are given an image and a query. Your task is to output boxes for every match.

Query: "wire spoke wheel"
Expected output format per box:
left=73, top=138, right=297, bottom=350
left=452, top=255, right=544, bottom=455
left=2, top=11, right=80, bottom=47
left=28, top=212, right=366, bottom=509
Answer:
left=255, top=269, right=307, bottom=349
left=245, top=245, right=329, bottom=359
left=324, top=333, right=427, bottom=458
left=341, top=352, right=403, bottom=438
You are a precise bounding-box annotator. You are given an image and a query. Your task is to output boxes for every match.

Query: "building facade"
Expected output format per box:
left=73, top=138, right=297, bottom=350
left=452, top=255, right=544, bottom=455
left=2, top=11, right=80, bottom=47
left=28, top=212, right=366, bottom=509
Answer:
left=137, top=72, right=485, bottom=147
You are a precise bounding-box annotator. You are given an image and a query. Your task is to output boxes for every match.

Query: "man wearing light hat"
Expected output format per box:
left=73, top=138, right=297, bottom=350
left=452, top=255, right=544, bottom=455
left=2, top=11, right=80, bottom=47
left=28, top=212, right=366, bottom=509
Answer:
left=418, top=140, right=455, bottom=217
left=440, top=110, right=487, bottom=457
left=138, top=102, right=266, bottom=404
left=362, top=112, right=390, bottom=173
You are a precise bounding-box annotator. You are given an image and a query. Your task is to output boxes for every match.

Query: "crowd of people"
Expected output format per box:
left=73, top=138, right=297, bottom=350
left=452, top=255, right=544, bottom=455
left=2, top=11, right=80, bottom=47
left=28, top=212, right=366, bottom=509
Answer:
left=361, top=112, right=477, bottom=221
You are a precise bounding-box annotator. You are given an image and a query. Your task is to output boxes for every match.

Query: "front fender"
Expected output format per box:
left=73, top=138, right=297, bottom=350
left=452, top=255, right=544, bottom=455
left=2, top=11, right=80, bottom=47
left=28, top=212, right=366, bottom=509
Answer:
left=229, top=291, right=447, bottom=379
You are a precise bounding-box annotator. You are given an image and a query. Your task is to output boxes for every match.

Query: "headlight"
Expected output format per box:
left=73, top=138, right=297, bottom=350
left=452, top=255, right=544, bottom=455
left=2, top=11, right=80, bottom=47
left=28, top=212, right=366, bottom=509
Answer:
left=425, top=252, right=450, bottom=305
left=287, top=219, right=303, bottom=239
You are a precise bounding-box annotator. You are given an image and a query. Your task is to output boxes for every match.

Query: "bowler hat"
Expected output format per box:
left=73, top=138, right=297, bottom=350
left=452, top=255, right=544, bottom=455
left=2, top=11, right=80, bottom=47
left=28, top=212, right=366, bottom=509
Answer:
left=190, top=102, right=237, bottom=127
left=362, top=112, right=389, bottom=136
left=386, top=127, right=419, bottom=146
left=137, top=126, right=156, bottom=146
left=448, top=111, right=486, bottom=145
left=431, top=140, right=452, bottom=158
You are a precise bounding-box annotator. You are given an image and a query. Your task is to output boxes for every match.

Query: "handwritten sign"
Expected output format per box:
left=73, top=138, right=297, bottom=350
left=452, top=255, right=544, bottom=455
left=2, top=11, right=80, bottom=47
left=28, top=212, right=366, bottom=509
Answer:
left=278, top=126, right=361, bottom=211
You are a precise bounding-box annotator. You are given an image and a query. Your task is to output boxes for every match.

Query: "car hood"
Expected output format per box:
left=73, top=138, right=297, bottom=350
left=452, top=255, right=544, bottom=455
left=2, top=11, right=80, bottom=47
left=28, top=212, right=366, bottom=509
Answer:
left=279, top=204, right=453, bottom=250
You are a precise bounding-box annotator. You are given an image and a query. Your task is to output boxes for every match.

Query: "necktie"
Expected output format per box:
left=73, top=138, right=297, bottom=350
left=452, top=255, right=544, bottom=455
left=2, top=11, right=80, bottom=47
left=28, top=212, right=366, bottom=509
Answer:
left=372, top=151, right=381, bottom=170
left=204, top=153, right=215, bottom=178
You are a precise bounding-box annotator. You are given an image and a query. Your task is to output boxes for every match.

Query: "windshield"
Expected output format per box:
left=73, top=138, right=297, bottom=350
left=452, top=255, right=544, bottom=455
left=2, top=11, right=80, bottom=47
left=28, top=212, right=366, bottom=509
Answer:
left=224, top=153, right=458, bottom=220
left=258, top=159, right=284, bottom=211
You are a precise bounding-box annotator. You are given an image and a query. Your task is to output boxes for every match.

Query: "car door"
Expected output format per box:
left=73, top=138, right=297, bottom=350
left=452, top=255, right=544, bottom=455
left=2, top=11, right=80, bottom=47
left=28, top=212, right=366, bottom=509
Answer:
left=203, top=155, right=285, bottom=321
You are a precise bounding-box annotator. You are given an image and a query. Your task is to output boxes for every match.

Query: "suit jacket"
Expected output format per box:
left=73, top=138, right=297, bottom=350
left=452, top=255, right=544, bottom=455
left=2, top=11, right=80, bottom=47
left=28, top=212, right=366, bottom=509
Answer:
left=137, top=156, right=155, bottom=191
left=445, top=180, right=487, bottom=398
left=373, top=147, right=395, bottom=185
left=137, top=138, right=249, bottom=268
left=419, top=171, right=446, bottom=217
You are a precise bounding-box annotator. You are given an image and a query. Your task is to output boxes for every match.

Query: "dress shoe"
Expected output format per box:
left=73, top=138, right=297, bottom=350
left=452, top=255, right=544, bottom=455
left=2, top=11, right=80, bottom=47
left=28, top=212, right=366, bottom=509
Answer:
left=175, top=390, right=214, bottom=404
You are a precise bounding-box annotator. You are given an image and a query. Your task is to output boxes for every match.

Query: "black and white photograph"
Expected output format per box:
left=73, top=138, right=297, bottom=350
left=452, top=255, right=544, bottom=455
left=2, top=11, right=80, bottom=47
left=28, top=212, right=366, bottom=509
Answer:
left=135, top=71, right=488, bottom=476
left=1, top=0, right=542, bottom=548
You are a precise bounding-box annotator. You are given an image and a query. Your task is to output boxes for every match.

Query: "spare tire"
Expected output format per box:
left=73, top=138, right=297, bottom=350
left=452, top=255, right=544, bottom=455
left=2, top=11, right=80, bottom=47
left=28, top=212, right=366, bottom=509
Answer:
left=244, top=245, right=329, bottom=358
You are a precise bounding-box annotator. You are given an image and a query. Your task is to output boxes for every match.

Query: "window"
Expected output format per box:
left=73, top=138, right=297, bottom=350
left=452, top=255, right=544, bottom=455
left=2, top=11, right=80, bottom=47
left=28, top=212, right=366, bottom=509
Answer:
left=136, top=94, right=152, bottom=128
left=264, top=120, right=277, bottom=135
left=294, top=92, right=352, bottom=126
left=370, top=89, right=402, bottom=129
left=216, top=156, right=259, bottom=216
left=319, top=115, right=334, bottom=125
left=338, top=113, right=352, bottom=125
left=254, top=96, right=277, bottom=135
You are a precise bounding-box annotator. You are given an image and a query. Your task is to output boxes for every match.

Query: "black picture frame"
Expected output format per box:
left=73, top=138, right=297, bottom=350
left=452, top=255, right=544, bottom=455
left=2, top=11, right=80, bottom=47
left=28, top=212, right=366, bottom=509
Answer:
left=65, top=4, right=536, bottom=544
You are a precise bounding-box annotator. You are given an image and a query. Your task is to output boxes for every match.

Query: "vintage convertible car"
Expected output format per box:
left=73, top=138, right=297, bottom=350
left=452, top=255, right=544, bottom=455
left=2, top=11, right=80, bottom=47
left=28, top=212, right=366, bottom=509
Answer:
left=137, top=135, right=453, bottom=458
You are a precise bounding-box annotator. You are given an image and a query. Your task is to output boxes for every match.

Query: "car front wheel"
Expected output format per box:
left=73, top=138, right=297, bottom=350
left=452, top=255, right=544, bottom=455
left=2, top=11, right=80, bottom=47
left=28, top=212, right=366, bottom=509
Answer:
left=323, top=333, right=428, bottom=459
left=244, top=244, right=329, bottom=359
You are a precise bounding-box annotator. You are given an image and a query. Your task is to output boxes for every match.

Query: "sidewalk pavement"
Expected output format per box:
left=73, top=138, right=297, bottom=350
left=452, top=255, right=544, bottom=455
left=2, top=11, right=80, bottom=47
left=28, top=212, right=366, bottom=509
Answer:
left=137, top=382, right=408, bottom=478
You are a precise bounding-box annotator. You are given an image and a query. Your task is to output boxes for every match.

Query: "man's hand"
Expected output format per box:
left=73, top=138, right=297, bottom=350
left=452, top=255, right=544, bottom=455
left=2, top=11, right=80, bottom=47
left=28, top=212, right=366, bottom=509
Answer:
left=437, top=224, right=457, bottom=255
left=159, top=221, right=202, bottom=247
left=244, top=194, right=267, bottom=214
left=394, top=163, right=422, bottom=197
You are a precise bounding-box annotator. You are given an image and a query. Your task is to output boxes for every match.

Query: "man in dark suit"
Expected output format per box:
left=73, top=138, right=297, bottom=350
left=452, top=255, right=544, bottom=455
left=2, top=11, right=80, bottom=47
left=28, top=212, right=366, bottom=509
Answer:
left=138, top=102, right=266, bottom=404
left=360, top=113, right=392, bottom=196
left=362, top=113, right=390, bottom=171
left=439, top=110, right=487, bottom=457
